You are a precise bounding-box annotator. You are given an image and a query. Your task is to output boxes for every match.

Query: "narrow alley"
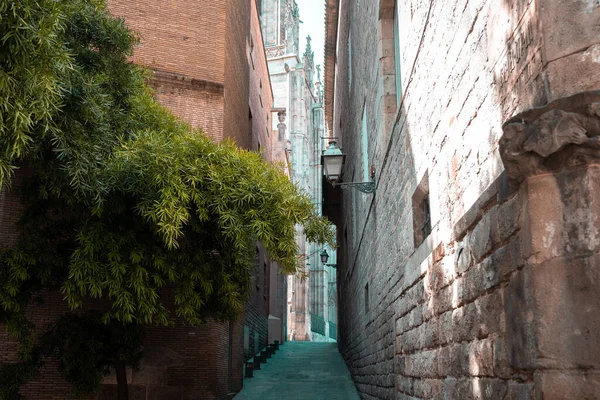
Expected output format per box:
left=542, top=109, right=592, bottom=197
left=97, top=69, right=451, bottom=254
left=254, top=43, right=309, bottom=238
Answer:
left=234, top=342, right=360, bottom=400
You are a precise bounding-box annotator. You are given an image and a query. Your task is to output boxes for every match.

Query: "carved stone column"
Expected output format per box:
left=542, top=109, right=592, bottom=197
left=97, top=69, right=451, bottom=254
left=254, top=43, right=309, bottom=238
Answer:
left=500, top=91, right=600, bottom=398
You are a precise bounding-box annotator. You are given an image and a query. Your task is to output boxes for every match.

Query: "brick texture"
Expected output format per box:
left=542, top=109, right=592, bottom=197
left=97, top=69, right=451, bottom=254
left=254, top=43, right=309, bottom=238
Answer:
left=1, top=1, right=276, bottom=398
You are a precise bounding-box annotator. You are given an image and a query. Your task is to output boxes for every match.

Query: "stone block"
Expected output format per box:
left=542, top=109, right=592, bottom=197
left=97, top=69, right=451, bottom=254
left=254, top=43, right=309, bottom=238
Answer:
left=506, top=382, right=533, bottom=400
left=405, top=349, right=438, bottom=378
left=492, top=337, right=512, bottom=379
left=435, top=283, right=455, bottom=317
left=401, top=327, right=420, bottom=354
left=438, top=377, right=458, bottom=400
left=522, top=167, right=600, bottom=264
left=539, top=0, right=600, bottom=62
left=455, top=265, right=484, bottom=306
left=474, top=378, right=508, bottom=399
left=489, top=240, right=519, bottom=286
left=473, top=290, right=504, bottom=339
left=506, top=253, right=600, bottom=370
left=452, top=303, right=477, bottom=343
left=530, top=254, right=600, bottom=369
left=395, top=375, right=413, bottom=394
left=455, top=378, right=474, bottom=400
left=468, top=339, right=494, bottom=377
left=437, top=311, right=454, bottom=346
left=497, top=192, right=521, bottom=241
left=413, top=378, right=442, bottom=398
left=408, top=304, right=423, bottom=329
left=421, top=318, right=440, bottom=349
left=546, top=45, right=600, bottom=102
left=469, top=206, right=499, bottom=263
left=455, top=237, right=472, bottom=274
left=534, top=371, right=600, bottom=400
left=437, top=345, right=452, bottom=377
left=504, top=266, right=539, bottom=370
left=450, top=342, right=470, bottom=377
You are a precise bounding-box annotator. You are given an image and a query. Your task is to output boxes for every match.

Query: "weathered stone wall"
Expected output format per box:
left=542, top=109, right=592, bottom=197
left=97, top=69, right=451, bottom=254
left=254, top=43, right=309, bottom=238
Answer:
left=327, top=0, right=600, bottom=398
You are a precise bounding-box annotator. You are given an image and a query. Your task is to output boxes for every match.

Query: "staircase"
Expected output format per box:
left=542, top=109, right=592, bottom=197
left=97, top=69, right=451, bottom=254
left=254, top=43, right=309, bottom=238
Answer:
left=234, top=341, right=361, bottom=400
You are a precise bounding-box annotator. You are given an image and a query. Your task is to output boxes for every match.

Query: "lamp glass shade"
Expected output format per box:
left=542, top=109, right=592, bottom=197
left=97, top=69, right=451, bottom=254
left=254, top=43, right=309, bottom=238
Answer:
left=321, top=141, right=346, bottom=182
left=323, top=155, right=344, bottom=181
left=320, top=249, right=329, bottom=264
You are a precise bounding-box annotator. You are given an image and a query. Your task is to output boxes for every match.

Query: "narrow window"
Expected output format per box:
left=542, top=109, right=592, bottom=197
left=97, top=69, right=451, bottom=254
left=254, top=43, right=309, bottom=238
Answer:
left=364, top=283, right=369, bottom=313
left=250, top=36, right=255, bottom=69
left=351, top=170, right=357, bottom=247
left=393, top=0, right=402, bottom=105
left=348, top=31, right=352, bottom=88
left=361, top=103, right=369, bottom=181
left=412, top=171, right=431, bottom=248
left=344, top=225, right=348, bottom=259
left=249, top=108, right=253, bottom=139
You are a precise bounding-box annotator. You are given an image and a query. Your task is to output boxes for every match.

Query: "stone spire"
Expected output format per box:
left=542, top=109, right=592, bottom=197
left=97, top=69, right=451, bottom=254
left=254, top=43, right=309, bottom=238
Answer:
left=303, top=35, right=314, bottom=69
left=303, top=35, right=315, bottom=88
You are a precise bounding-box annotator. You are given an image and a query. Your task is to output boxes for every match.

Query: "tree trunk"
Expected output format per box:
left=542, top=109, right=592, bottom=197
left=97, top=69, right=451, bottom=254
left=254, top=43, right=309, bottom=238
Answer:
left=115, top=362, right=129, bottom=400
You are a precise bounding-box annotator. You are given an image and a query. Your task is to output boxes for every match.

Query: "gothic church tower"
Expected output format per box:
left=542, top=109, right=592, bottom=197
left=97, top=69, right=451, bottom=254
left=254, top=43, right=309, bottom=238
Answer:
left=260, top=0, right=337, bottom=342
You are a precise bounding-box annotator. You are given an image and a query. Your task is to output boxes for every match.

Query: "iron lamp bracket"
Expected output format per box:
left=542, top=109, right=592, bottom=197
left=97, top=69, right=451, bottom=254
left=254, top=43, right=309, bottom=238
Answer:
left=334, top=181, right=376, bottom=194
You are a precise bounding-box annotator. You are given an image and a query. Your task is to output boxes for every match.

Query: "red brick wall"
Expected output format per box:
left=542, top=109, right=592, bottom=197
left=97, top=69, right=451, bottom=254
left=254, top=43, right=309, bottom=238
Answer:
left=150, top=70, right=225, bottom=140
left=221, top=0, right=252, bottom=149
left=1, top=2, right=274, bottom=398
left=249, top=0, right=274, bottom=160
left=107, top=0, right=228, bottom=141
left=106, top=0, right=227, bottom=84
left=0, top=174, right=25, bottom=249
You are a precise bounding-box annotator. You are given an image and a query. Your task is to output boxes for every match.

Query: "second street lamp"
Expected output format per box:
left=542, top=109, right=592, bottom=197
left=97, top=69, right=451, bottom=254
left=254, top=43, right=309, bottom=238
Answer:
left=320, top=249, right=336, bottom=268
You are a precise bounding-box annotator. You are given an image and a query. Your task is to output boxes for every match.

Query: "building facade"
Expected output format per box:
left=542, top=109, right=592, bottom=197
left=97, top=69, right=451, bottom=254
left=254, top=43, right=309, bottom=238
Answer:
left=324, top=0, right=600, bottom=398
left=1, top=1, right=287, bottom=399
left=261, top=0, right=338, bottom=342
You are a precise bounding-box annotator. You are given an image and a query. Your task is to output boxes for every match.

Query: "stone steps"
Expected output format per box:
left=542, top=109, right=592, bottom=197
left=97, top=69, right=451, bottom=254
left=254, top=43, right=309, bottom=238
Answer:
left=234, top=342, right=361, bottom=400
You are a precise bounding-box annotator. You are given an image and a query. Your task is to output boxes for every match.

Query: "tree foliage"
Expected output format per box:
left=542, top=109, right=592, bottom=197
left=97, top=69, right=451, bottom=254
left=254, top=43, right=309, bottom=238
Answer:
left=0, top=0, right=334, bottom=396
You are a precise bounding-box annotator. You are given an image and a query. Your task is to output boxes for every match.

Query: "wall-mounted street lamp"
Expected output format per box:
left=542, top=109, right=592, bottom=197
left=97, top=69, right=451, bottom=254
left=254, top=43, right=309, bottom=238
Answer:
left=320, top=249, right=337, bottom=268
left=321, top=141, right=376, bottom=194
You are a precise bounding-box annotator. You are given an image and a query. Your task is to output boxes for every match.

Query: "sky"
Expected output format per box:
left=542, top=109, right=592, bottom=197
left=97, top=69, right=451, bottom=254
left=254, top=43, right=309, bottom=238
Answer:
left=297, top=0, right=325, bottom=80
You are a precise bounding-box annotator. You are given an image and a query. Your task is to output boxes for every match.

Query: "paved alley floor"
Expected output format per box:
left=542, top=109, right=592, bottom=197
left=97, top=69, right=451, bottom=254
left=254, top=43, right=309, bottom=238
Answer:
left=234, top=341, right=361, bottom=400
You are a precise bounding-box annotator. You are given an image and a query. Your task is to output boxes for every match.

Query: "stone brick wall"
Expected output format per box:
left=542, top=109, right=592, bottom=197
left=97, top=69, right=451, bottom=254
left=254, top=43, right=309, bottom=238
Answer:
left=325, top=0, right=600, bottom=398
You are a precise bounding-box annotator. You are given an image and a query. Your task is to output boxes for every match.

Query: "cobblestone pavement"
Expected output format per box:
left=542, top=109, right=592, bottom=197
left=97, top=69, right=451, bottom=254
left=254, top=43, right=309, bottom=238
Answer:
left=234, top=341, right=361, bottom=400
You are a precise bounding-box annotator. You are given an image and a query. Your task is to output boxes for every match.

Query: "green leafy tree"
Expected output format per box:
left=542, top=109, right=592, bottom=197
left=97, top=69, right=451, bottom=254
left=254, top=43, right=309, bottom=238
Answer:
left=0, top=0, right=334, bottom=398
